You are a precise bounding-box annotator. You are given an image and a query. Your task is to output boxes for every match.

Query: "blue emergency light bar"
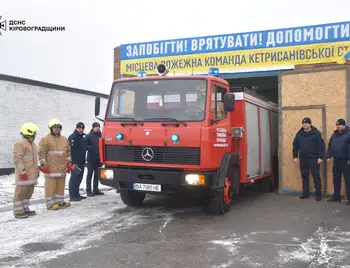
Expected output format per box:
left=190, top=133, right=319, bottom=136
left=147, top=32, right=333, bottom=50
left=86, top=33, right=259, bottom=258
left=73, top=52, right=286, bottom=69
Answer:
left=209, top=68, right=219, bottom=75
left=138, top=71, right=147, bottom=77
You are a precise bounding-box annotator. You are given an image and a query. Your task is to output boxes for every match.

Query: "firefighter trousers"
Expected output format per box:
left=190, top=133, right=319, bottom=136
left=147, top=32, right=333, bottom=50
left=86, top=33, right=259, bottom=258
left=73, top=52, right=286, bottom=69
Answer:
left=13, top=184, right=35, bottom=215
left=45, top=177, right=66, bottom=209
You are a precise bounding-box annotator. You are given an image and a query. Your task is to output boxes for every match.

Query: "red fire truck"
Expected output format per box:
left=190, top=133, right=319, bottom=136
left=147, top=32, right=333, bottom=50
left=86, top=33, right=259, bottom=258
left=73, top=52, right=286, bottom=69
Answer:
left=94, top=64, right=278, bottom=214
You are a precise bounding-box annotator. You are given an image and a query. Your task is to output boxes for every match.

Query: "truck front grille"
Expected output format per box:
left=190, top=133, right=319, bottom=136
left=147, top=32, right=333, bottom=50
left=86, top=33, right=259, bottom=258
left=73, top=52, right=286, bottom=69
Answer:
left=105, top=145, right=200, bottom=165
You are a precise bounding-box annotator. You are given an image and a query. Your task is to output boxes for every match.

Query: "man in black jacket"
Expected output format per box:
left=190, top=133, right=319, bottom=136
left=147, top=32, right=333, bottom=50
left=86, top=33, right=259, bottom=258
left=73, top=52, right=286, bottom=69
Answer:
left=86, top=122, right=104, bottom=196
left=326, top=119, right=350, bottom=205
left=68, top=122, right=87, bottom=201
left=292, top=117, right=325, bottom=201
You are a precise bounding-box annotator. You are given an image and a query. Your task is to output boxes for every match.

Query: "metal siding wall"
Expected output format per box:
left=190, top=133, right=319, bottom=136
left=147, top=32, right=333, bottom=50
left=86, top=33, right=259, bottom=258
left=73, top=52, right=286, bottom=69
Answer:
left=0, top=80, right=108, bottom=169
left=259, top=107, right=271, bottom=173
left=245, top=102, right=260, bottom=178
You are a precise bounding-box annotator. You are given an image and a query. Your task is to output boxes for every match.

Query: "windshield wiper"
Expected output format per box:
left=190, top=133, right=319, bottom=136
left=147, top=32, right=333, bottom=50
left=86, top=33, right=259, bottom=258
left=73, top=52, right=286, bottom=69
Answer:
left=143, top=117, right=187, bottom=126
left=115, top=117, right=144, bottom=126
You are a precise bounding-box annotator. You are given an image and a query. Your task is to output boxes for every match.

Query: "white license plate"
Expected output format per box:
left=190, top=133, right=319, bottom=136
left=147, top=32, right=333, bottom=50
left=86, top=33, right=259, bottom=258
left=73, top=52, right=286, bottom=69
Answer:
left=133, top=183, right=161, bottom=192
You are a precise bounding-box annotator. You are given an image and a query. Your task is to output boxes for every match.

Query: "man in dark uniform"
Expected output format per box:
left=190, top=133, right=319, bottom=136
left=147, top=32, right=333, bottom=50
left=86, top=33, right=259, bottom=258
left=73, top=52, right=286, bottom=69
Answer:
left=86, top=122, right=104, bottom=196
left=292, top=117, right=325, bottom=201
left=326, top=119, right=350, bottom=205
left=68, top=122, right=87, bottom=201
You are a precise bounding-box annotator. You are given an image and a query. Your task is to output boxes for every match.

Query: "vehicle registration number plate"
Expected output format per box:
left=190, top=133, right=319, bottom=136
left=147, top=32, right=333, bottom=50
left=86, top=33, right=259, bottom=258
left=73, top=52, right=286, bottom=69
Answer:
left=133, top=183, right=161, bottom=192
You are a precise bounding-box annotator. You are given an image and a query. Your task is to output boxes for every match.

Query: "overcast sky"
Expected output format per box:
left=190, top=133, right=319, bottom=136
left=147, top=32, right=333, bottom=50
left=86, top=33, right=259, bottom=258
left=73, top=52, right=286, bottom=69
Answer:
left=0, top=0, right=349, bottom=94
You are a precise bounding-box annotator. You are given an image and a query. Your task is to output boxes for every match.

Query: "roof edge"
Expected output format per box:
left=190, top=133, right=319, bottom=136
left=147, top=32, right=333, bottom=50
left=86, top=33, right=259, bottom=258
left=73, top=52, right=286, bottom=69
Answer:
left=0, top=73, right=109, bottom=99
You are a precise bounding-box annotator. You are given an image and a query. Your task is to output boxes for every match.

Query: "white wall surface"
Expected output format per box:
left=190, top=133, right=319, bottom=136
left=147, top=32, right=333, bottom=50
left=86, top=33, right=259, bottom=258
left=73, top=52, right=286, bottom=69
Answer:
left=0, top=80, right=108, bottom=169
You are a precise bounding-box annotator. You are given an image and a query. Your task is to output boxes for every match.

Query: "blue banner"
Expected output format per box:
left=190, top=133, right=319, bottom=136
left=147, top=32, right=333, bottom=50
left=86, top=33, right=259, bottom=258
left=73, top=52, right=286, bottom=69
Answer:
left=120, top=21, right=350, bottom=60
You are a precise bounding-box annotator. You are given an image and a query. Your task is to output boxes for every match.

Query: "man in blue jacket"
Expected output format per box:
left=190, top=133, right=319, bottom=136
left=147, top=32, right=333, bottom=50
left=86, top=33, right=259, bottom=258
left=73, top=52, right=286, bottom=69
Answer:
left=292, top=117, right=325, bottom=201
left=326, top=119, right=350, bottom=205
left=68, top=122, right=87, bottom=201
left=86, top=122, right=104, bottom=196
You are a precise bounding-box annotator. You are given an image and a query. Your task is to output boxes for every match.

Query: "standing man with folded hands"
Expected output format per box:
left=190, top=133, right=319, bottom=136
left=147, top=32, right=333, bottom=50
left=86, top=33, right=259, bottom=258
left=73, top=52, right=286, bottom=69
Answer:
left=39, top=119, right=72, bottom=210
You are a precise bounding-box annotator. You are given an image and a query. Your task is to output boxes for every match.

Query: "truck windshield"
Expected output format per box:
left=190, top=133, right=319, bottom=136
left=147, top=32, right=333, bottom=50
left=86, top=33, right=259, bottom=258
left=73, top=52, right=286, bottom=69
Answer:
left=106, top=78, right=207, bottom=122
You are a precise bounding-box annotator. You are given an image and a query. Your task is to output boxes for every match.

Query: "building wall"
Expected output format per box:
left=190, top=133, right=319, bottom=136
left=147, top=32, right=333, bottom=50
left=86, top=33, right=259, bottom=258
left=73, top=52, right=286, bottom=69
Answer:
left=0, top=75, right=108, bottom=172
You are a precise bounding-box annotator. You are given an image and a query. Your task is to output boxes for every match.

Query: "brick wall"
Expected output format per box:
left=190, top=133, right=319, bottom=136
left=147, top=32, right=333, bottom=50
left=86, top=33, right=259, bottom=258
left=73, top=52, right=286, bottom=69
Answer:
left=0, top=76, right=108, bottom=171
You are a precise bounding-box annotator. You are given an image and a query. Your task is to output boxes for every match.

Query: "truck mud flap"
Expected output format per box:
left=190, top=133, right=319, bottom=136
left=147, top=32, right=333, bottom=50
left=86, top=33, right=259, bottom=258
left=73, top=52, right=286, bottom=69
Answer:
left=212, top=152, right=240, bottom=194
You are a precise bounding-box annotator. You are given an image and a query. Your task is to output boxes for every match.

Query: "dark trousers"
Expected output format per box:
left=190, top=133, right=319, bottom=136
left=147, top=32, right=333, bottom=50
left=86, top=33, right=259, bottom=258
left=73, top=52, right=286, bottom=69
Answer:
left=69, top=163, right=85, bottom=197
left=332, top=159, right=350, bottom=201
left=299, top=158, right=322, bottom=197
left=86, top=162, right=100, bottom=192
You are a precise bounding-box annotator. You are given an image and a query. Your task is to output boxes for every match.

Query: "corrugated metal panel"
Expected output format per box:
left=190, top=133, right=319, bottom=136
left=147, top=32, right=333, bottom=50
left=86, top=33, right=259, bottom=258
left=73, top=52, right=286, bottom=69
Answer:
left=245, top=102, right=260, bottom=178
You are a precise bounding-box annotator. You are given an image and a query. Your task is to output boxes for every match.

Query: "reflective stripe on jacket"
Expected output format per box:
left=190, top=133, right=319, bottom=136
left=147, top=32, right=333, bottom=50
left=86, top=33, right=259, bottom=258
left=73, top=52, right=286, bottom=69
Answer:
left=13, top=138, right=39, bottom=186
left=38, top=133, right=71, bottom=178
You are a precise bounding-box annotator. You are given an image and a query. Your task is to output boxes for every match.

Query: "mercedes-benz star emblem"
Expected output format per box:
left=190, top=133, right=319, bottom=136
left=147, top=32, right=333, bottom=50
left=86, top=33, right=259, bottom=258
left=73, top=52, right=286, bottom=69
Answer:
left=141, top=147, right=154, bottom=161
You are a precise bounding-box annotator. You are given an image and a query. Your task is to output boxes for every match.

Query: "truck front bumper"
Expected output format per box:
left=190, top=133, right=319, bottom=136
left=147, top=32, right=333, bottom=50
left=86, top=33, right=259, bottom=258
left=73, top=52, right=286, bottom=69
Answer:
left=98, top=166, right=216, bottom=194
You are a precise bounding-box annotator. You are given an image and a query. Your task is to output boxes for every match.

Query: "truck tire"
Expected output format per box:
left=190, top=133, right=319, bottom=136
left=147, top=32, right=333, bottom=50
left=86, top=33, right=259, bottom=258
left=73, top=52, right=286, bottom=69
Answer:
left=209, top=177, right=233, bottom=214
left=120, top=190, right=146, bottom=207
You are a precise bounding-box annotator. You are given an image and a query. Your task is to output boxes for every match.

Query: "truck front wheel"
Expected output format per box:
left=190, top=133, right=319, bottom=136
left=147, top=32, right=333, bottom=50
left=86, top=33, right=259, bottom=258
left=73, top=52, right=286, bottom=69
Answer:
left=120, top=190, right=146, bottom=207
left=209, top=177, right=233, bottom=214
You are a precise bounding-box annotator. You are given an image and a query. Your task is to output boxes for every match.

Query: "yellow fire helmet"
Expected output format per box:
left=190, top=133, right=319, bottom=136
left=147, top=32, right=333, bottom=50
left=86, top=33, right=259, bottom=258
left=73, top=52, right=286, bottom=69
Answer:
left=48, top=119, right=62, bottom=129
left=20, top=122, right=39, bottom=137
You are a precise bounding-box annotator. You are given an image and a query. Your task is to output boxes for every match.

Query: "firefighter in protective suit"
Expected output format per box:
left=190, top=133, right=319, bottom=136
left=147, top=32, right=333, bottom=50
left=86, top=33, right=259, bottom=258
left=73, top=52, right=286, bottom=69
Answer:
left=13, top=123, right=40, bottom=219
left=39, top=119, right=72, bottom=210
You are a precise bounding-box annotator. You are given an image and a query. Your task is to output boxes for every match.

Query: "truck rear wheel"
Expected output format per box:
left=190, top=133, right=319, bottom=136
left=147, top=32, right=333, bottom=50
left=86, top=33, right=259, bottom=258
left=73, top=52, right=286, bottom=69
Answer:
left=209, top=177, right=233, bottom=214
left=120, top=190, right=146, bottom=207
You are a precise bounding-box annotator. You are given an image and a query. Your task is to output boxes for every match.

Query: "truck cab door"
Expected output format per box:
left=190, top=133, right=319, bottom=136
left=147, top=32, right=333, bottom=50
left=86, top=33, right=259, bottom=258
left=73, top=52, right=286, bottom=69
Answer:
left=209, top=83, right=232, bottom=157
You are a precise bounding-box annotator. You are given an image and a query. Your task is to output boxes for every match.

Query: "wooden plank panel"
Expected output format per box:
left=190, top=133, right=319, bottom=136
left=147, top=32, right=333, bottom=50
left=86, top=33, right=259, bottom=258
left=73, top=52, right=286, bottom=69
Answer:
left=281, top=109, right=324, bottom=193
left=281, top=69, right=346, bottom=107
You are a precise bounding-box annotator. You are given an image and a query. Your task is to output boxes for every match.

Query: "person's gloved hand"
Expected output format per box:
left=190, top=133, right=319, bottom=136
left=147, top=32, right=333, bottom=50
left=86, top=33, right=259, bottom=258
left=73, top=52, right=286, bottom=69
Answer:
left=19, top=172, right=28, bottom=180
left=41, top=166, right=51, bottom=174
left=67, top=163, right=73, bottom=174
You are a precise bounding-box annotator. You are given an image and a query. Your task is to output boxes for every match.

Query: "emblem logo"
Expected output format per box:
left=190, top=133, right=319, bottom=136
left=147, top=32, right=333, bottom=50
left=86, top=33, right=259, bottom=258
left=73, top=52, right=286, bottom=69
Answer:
left=141, top=147, right=154, bottom=161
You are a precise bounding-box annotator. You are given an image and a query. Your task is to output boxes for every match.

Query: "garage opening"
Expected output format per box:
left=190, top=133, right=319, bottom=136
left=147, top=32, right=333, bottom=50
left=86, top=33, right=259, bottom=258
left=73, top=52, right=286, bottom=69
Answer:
left=226, top=75, right=279, bottom=189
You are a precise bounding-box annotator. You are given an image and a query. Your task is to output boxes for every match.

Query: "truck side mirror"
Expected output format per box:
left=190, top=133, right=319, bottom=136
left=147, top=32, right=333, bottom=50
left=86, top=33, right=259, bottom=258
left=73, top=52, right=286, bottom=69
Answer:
left=95, top=97, right=101, bottom=116
left=223, top=93, right=235, bottom=112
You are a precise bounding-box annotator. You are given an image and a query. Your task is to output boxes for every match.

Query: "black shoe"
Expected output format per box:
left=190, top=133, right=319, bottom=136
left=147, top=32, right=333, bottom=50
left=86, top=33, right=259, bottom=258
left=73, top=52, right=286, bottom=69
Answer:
left=77, top=195, right=86, bottom=199
left=316, top=196, right=322, bottom=201
left=69, top=197, right=82, bottom=202
left=299, top=195, right=309, bottom=199
left=93, top=189, right=104, bottom=195
left=347, top=200, right=350, bottom=205
left=327, top=198, right=341, bottom=202
left=24, top=210, right=36, bottom=216
left=87, top=191, right=95, bottom=197
left=15, top=213, right=28, bottom=219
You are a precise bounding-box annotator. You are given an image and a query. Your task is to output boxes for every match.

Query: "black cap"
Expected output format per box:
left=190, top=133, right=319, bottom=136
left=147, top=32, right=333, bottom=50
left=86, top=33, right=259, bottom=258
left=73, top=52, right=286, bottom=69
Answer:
left=336, top=119, right=346, bottom=126
left=92, top=122, right=100, bottom=128
left=302, top=117, right=312, bottom=124
left=76, top=122, right=85, bottom=129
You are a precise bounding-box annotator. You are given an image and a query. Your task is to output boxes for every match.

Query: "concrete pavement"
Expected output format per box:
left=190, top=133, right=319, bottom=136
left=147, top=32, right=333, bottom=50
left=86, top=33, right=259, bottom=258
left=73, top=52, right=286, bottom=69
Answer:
left=34, top=187, right=350, bottom=268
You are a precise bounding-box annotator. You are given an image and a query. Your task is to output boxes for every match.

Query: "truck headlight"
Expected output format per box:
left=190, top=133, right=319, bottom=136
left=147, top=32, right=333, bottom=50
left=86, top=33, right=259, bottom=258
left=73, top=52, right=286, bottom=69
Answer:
left=185, top=174, right=205, bottom=185
left=100, top=169, right=114, bottom=180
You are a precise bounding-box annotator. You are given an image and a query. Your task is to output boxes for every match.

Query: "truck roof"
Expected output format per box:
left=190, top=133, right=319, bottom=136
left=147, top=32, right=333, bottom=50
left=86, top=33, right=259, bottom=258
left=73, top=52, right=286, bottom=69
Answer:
left=113, top=75, right=229, bottom=85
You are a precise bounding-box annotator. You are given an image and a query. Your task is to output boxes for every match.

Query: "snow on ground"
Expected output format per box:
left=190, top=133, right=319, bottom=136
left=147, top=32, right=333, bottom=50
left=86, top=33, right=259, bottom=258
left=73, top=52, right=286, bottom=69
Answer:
left=0, top=171, right=175, bottom=268
left=0, top=190, right=160, bottom=268
left=0, top=168, right=112, bottom=208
